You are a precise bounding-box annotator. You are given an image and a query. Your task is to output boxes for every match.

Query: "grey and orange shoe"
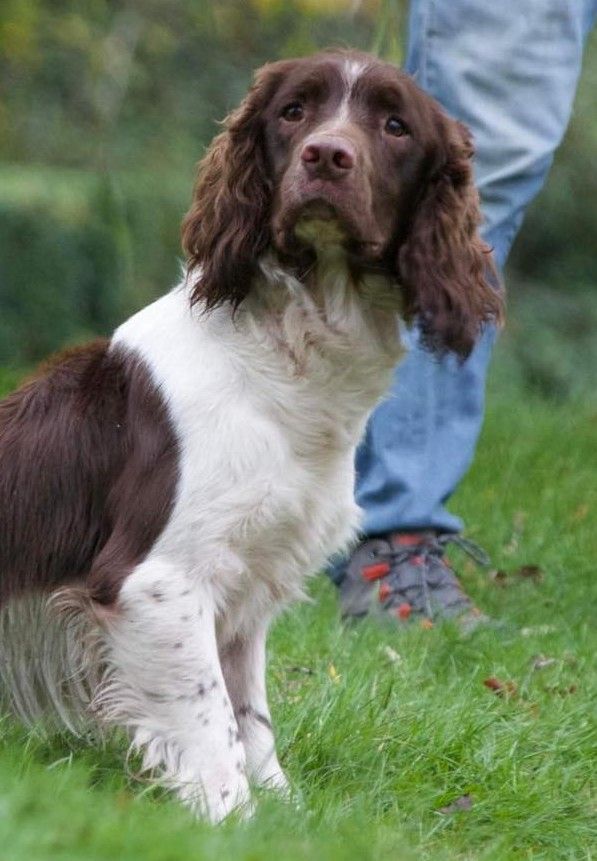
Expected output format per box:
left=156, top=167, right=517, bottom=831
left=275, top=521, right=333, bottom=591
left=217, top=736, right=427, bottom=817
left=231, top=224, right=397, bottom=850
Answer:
left=338, top=532, right=490, bottom=630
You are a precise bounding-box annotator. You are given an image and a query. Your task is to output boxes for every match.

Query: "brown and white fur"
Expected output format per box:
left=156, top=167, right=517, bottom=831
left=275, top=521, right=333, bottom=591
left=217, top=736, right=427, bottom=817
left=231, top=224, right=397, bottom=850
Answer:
left=0, top=51, right=501, bottom=821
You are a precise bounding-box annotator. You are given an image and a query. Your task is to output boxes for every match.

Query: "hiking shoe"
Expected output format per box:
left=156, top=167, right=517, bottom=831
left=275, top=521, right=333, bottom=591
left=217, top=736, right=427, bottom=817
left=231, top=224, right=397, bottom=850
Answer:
left=338, top=532, right=490, bottom=629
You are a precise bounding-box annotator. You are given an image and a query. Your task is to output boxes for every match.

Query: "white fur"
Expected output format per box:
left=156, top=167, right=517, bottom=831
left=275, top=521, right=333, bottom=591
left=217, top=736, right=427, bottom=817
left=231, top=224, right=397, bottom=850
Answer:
left=2, top=251, right=403, bottom=822
left=103, top=250, right=402, bottom=819
left=336, top=58, right=368, bottom=124
left=0, top=590, right=100, bottom=734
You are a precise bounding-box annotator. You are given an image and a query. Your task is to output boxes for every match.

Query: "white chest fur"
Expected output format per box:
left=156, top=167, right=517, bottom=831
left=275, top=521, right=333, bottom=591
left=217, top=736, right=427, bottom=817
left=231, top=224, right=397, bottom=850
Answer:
left=112, top=263, right=402, bottom=638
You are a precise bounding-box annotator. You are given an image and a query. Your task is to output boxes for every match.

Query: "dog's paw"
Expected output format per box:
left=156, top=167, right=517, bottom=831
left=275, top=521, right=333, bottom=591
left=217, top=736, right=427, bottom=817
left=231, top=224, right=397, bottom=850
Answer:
left=178, top=768, right=253, bottom=823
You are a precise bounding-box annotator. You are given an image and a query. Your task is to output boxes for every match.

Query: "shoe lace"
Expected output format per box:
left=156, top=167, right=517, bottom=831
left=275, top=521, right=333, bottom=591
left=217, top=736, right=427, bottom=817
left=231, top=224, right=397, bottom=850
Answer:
left=436, top=533, right=491, bottom=567
left=374, top=533, right=491, bottom=569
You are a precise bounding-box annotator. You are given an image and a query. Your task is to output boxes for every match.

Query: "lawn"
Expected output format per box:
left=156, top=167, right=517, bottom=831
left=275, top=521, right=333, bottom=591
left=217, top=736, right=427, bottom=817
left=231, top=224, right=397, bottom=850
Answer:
left=0, top=320, right=596, bottom=860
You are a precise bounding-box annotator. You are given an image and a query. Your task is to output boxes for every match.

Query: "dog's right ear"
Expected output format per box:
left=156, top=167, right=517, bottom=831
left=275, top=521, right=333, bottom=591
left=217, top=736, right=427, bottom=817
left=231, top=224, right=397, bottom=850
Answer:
left=182, top=61, right=292, bottom=311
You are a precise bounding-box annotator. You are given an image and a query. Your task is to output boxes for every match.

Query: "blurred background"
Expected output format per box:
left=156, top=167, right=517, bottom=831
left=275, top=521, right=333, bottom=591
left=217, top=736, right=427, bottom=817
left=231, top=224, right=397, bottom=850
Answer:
left=1, top=0, right=596, bottom=401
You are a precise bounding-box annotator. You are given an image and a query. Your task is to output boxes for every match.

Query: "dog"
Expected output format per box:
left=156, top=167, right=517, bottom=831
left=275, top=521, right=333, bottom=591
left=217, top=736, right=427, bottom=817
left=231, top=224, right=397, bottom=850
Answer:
left=0, top=50, right=501, bottom=821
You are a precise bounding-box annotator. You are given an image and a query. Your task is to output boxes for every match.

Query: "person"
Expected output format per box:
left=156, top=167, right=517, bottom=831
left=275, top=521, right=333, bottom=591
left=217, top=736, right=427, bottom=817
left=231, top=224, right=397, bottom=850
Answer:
left=331, top=0, right=597, bottom=625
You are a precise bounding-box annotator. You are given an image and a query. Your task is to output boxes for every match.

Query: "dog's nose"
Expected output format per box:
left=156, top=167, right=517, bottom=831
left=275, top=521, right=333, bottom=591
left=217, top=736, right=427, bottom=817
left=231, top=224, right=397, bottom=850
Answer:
left=300, top=136, right=355, bottom=179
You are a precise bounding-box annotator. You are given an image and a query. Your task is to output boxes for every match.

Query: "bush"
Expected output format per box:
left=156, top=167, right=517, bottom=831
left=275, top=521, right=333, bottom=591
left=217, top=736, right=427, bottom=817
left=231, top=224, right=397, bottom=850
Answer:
left=0, top=167, right=187, bottom=365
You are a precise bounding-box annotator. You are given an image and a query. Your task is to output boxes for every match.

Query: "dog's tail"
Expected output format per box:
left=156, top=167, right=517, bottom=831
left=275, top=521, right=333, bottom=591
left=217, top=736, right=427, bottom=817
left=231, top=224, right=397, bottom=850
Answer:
left=0, top=587, right=105, bottom=734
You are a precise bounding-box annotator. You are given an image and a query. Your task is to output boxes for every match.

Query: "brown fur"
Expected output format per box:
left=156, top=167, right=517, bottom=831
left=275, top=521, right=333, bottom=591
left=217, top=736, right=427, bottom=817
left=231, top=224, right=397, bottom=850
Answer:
left=0, top=342, right=179, bottom=606
left=181, top=61, right=294, bottom=311
left=397, top=118, right=501, bottom=355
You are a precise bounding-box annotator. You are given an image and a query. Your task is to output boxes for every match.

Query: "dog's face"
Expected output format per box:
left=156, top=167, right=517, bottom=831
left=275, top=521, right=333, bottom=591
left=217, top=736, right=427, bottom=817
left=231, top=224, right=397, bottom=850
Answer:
left=182, top=50, right=502, bottom=356
left=264, top=56, right=440, bottom=264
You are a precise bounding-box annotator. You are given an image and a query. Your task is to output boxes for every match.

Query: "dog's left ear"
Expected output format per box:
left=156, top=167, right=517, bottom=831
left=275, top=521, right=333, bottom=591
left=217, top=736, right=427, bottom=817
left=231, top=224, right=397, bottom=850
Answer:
left=182, top=62, right=289, bottom=310
left=397, top=118, right=503, bottom=357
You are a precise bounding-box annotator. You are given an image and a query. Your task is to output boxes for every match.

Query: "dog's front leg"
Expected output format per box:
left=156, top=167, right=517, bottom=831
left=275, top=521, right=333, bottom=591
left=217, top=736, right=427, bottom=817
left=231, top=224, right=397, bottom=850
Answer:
left=219, top=623, right=289, bottom=794
left=97, top=558, right=251, bottom=822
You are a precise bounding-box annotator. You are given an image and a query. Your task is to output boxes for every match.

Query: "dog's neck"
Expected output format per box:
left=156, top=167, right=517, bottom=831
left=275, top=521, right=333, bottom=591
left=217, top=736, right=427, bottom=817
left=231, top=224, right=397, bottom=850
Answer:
left=205, top=246, right=404, bottom=454
left=239, top=244, right=404, bottom=374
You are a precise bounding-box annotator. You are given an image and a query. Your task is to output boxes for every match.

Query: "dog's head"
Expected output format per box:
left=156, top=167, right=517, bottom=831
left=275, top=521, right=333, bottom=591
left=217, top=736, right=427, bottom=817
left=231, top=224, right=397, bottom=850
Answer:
left=182, top=50, right=502, bottom=356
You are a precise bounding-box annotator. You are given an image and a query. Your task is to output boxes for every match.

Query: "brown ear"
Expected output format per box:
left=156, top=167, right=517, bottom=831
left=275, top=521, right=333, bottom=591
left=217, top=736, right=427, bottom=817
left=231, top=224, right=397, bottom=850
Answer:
left=398, top=119, right=503, bottom=357
left=181, top=63, right=287, bottom=309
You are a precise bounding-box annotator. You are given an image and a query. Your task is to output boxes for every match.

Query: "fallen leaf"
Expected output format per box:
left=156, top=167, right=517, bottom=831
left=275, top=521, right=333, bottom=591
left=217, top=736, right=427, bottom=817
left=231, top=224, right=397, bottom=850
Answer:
left=504, top=511, right=526, bottom=556
left=483, top=677, right=518, bottom=698
left=521, top=624, right=557, bottom=637
left=544, top=684, right=577, bottom=696
left=438, top=794, right=474, bottom=815
left=381, top=645, right=403, bottom=665
left=531, top=654, right=558, bottom=671
left=515, top=564, right=544, bottom=583
left=327, top=663, right=341, bottom=683
left=488, top=568, right=509, bottom=587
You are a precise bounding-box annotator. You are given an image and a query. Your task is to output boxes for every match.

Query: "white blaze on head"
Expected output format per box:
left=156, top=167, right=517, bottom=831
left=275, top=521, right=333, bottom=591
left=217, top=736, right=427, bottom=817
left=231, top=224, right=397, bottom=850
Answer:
left=335, top=59, right=368, bottom=125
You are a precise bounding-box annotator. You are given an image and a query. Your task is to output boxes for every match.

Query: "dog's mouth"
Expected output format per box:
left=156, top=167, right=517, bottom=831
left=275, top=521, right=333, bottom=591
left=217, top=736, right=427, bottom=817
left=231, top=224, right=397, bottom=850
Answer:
left=275, top=196, right=385, bottom=262
left=293, top=200, right=348, bottom=249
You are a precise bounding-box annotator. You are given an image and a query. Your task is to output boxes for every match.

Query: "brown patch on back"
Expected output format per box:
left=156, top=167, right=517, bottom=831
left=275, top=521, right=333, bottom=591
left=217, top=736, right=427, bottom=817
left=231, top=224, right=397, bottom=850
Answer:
left=0, top=340, right=179, bottom=606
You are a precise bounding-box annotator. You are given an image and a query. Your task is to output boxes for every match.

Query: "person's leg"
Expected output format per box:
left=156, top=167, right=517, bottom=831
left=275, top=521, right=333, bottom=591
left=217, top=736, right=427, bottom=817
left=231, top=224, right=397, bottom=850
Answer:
left=354, top=0, right=596, bottom=543
left=333, top=0, right=596, bottom=617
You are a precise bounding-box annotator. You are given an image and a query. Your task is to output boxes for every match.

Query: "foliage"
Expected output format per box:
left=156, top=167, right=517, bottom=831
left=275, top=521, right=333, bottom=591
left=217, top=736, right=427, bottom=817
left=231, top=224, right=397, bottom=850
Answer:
left=0, top=0, right=398, bottom=363
left=0, top=2, right=596, bottom=364
left=0, top=165, right=186, bottom=364
left=0, top=364, right=596, bottom=859
left=0, top=0, right=388, bottom=172
left=490, top=282, right=597, bottom=405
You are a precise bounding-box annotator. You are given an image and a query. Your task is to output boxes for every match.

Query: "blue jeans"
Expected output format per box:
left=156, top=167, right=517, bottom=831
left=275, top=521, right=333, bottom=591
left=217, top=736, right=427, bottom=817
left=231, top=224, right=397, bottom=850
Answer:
left=353, top=0, right=597, bottom=541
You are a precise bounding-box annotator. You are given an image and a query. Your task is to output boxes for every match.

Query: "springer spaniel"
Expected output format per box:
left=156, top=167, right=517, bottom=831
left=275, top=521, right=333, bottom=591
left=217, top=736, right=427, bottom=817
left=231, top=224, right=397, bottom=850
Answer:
left=0, top=51, right=501, bottom=821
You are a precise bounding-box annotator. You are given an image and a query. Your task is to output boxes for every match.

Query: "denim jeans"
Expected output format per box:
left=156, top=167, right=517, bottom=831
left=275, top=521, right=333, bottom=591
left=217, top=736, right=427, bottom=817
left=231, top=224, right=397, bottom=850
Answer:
left=353, top=0, right=597, bottom=541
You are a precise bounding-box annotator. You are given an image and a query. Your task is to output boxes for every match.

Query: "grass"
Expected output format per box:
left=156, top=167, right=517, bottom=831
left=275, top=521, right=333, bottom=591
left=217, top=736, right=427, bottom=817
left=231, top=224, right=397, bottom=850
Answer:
left=1, top=316, right=596, bottom=860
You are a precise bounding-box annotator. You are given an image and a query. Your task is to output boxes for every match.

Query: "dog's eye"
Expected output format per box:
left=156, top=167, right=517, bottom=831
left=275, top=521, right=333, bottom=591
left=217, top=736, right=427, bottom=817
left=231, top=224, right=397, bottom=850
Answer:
left=385, top=116, right=408, bottom=137
left=281, top=102, right=304, bottom=122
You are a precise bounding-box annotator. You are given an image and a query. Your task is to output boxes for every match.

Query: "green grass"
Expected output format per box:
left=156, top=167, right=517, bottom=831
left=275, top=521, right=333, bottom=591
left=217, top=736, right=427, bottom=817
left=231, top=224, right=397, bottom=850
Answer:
left=1, top=342, right=596, bottom=860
